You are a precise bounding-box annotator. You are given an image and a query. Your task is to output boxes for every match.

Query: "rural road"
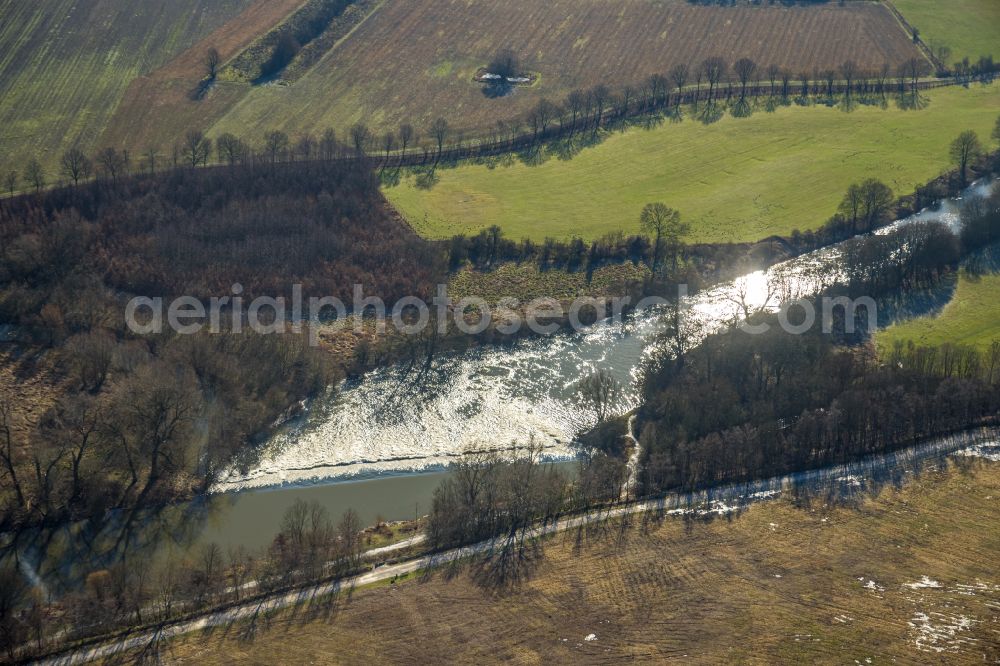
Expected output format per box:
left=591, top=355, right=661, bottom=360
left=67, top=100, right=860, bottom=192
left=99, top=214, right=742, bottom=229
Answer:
left=37, top=427, right=997, bottom=665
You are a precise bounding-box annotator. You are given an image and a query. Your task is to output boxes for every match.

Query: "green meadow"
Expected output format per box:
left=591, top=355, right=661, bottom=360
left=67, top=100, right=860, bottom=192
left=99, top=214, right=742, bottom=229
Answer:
left=893, top=0, right=1000, bottom=64
left=878, top=271, right=1000, bottom=352
left=384, top=83, right=1000, bottom=244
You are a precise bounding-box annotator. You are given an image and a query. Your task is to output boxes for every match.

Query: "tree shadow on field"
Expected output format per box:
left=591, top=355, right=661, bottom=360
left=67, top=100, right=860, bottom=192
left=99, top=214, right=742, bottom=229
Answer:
left=896, top=91, right=929, bottom=111
left=471, top=536, right=543, bottom=595
left=699, top=104, right=725, bottom=125
left=379, top=168, right=402, bottom=187
left=413, top=168, right=439, bottom=190
left=666, top=106, right=685, bottom=123
left=838, top=95, right=859, bottom=113
left=516, top=145, right=549, bottom=167
left=482, top=81, right=515, bottom=99
left=730, top=98, right=753, bottom=118
left=482, top=152, right=517, bottom=170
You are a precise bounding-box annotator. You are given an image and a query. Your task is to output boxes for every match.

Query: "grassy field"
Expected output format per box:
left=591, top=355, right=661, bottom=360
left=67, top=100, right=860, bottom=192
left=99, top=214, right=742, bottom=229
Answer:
left=895, top=0, right=1000, bottom=64
left=204, top=0, right=921, bottom=144
left=385, top=82, right=1000, bottom=243
left=0, top=0, right=258, bottom=179
left=163, top=460, right=1000, bottom=663
left=878, top=271, right=1000, bottom=352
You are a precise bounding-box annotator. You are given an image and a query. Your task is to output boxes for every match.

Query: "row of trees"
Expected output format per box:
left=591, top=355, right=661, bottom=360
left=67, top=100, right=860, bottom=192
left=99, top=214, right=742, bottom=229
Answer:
left=11, top=53, right=994, bottom=197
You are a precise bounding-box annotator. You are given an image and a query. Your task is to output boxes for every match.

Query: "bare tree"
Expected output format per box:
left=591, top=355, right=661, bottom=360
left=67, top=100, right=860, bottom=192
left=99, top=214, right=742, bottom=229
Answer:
left=381, top=130, right=395, bottom=169
left=216, top=133, right=244, bottom=165
left=182, top=130, right=212, bottom=168
left=24, top=159, right=45, bottom=193
left=839, top=182, right=864, bottom=235
left=619, top=85, right=635, bottom=121
left=61, top=147, right=92, bottom=187
left=534, top=98, right=559, bottom=136
left=0, top=395, right=25, bottom=507
left=590, top=84, right=610, bottom=132
left=399, top=123, right=414, bottom=159
left=143, top=146, right=159, bottom=176
left=859, top=179, right=894, bottom=231
left=780, top=69, right=792, bottom=99
left=822, top=69, right=836, bottom=97
left=205, top=48, right=221, bottom=80
left=645, top=73, right=668, bottom=110
left=566, top=89, right=585, bottom=135
left=640, top=202, right=688, bottom=272
left=97, top=147, right=127, bottom=183
left=295, top=134, right=315, bottom=161
left=0, top=563, right=28, bottom=660
left=319, top=128, right=337, bottom=160
left=670, top=63, right=689, bottom=109
left=349, top=123, right=370, bottom=159
left=840, top=60, right=859, bottom=96
left=336, top=508, right=362, bottom=570
left=701, top=57, right=727, bottom=106
left=901, top=57, right=927, bottom=90
left=950, top=130, right=982, bottom=185
left=766, top=64, right=780, bottom=96
left=733, top=57, right=757, bottom=101
left=576, top=369, right=623, bottom=423
left=65, top=331, right=115, bottom=392
left=264, top=130, right=289, bottom=164
left=488, top=48, right=519, bottom=79
left=430, top=117, right=449, bottom=162
left=42, top=394, right=104, bottom=505
left=116, top=365, right=197, bottom=509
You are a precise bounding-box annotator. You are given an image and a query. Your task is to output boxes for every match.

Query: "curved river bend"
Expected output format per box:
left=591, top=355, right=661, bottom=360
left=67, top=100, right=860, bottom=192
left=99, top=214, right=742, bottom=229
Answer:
left=218, top=178, right=995, bottom=491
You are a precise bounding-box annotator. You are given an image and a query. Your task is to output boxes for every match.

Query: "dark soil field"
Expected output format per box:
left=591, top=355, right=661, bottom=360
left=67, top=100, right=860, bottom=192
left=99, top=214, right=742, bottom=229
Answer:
left=2, top=0, right=930, bottom=176
left=205, top=0, right=926, bottom=141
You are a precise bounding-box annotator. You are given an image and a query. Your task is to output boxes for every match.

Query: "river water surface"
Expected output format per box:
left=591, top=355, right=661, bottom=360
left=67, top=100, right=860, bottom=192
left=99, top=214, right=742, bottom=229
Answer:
left=8, top=179, right=998, bottom=592
left=217, top=177, right=995, bottom=491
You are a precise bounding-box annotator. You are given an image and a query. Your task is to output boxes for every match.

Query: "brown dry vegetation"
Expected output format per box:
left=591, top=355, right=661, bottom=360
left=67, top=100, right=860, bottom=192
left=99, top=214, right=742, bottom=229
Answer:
left=161, top=461, right=1000, bottom=664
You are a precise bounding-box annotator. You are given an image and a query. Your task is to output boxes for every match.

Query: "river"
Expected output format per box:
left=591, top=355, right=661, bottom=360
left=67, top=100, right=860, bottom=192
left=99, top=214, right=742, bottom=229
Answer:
left=216, top=177, right=996, bottom=490
left=7, top=178, right=995, bottom=594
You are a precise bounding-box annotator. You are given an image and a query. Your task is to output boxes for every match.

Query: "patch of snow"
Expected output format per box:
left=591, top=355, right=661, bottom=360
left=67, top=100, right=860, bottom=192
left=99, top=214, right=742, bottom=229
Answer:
left=904, top=576, right=943, bottom=590
left=908, top=611, right=979, bottom=653
left=955, top=444, right=1000, bottom=462
left=859, top=578, right=886, bottom=593
left=836, top=475, right=862, bottom=487
left=584, top=633, right=597, bottom=642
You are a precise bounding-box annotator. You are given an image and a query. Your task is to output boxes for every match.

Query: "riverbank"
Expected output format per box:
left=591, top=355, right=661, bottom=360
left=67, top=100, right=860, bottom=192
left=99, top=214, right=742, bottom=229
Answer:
left=27, top=428, right=1000, bottom=664
left=168, top=453, right=1000, bottom=664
